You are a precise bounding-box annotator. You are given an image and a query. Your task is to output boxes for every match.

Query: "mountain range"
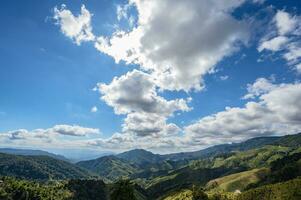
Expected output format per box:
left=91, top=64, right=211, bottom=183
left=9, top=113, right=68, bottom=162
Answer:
left=0, top=132, right=300, bottom=199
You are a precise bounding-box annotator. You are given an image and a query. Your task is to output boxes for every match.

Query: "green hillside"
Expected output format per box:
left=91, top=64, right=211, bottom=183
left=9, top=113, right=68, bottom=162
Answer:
left=237, top=177, right=301, bottom=200
left=0, top=153, right=92, bottom=180
left=77, top=155, right=139, bottom=182
left=117, top=149, right=163, bottom=166
left=272, top=133, right=301, bottom=148
left=0, top=177, right=148, bottom=200
left=1, top=133, right=301, bottom=199
left=206, top=168, right=270, bottom=192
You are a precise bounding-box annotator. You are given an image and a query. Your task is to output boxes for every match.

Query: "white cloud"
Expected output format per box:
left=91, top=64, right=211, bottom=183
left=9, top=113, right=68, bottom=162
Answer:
left=54, top=4, right=95, bottom=45
left=122, top=112, right=180, bottom=137
left=91, top=106, right=98, bottom=113
left=283, top=43, right=301, bottom=64
left=94, top=0, right=248, bottom=91
left=50, top=125, right=99, bottom=136
left=2, top=125, right=100, bottom=140
left=296, top=63, right=301, bottom=73
left=258, top=36, right=288, bottom=52
left=96, top=69, right=191, bottom=116
left=183, top=80, right=301, bottom=149
left=95, top=69, right=190, bottom=139
left=220, top=75, right=229, bottom=81
left=2, top=80, right=301, bottom=152
left=243, top=77, right=276, bottom=99
left=274, top=10, right=297, bottom=36
left=258, top=10, right=301, bottom=72
left=87, top=80, right=301, bottom=152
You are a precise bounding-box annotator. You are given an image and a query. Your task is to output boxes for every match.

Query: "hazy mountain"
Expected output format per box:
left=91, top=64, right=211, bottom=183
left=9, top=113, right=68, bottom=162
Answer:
left=0, top=148, right=69, bottom=162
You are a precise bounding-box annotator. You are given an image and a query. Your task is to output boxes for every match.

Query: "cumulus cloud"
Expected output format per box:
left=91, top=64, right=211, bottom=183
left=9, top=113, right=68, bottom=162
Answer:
left=2, top=80, right=301, bottom=152
left=54, top=4, right=95, bottom=45
left=94, top=69, right=190, bottom=138
left=96, top=70, right=191, bottom=116
left=49, top=3, right=301, bottom=153
left=258, top=36, right=289, bottom=52
left=183, top=79, right=301, bottom=149
left=122, top=112, right=181, bottom=137
left=87, top=79, right=301, bottom=152
left=50, top=125, right=99, bottom=136
left=94, top=0, right=248, bottom=91
left=2, top=125, right=99, bottom=140
left=274, top=10, right=297, bottom=36
left=243, top=77, right=276, bottom=99
left=258, top=10, right=301, bottom=72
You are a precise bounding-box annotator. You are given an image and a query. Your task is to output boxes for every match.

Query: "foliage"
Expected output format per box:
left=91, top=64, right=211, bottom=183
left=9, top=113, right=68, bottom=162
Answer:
left=0, top=153, right=92, bottom=180
left=77, top=155, right=138, bottom=182
left=0, top=177, right=71, bottom=200
left=66, top=179, right=107, bottom=200
left=206, top=168, right=270, bottom=192
left=192, top=186, right=208, bottom=200
left=236, top=178, right=301, bottom=200
left=110, top=179, right=137, bottom=200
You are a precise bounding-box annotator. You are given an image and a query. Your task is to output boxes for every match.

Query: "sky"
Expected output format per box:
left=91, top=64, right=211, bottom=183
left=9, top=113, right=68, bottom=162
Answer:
left=0, top=0, right=301, bottom=156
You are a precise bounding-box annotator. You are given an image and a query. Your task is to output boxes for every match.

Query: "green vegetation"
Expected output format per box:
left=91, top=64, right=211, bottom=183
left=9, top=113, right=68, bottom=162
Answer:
left=0, top=153, right=93, bottom=180
left=116, top=149, right=163, bottom=166
left=206, top=168, right=270, bottom=192
left=1, top=133, right=301, bottom=200
left=0, top=177, right=71, bottom=200
left=77, top=156, right=138, bottom=182
left=66, top=179, right=108, bottom=200
left=237, top=178, right=301, bottom=200
left=110, top=179, right=136, bottom=200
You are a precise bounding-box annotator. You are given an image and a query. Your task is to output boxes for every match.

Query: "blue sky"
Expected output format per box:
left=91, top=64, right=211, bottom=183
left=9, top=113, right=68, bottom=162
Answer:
left=0, top=0, right=301, bottom=155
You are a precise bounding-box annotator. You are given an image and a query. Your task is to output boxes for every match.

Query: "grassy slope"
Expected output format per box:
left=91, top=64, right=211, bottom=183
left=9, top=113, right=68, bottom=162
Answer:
left=237, top=177, right=301, bottom=200
left=206, top=168, right=270, bottom=192
left=162, top=178, right=301, bottom=200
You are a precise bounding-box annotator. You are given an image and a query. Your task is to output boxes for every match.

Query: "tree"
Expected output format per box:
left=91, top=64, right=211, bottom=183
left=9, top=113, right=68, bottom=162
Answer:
left=110, top=179, right=136, bottom=200
left=192, top=185, right=208, bottom=200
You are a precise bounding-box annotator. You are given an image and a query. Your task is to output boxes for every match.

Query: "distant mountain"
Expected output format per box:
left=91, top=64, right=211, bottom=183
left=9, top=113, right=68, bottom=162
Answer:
left=116, top=149, right=163, bottom=166
left=162, top=135, right=284, bottom=161
left=0, top=153, right=93, bottom=180
left=272, top=132, right=301, bottom=148
left=77, top=155, right=139, bottom=182
left=0, top=148, right=69, bottom=162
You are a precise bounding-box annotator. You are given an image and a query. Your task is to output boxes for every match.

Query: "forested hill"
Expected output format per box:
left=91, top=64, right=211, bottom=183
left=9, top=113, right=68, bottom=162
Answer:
left=0, top=153, right=94, bottom=180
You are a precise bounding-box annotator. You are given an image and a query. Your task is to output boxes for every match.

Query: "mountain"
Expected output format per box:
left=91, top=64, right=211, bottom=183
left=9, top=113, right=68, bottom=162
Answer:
left=116, top=149, right=163, bottom=166
left=0, top=153, right=93, bottom=180
left=75, top=133, right=301, bottom=184
left=77, top=155, right=139, bottom=182
left=0, top=148, right=69, bottom=162
left=163, top=136, right=281, bottom=161
left=272, top=132, right=301, bottom=148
